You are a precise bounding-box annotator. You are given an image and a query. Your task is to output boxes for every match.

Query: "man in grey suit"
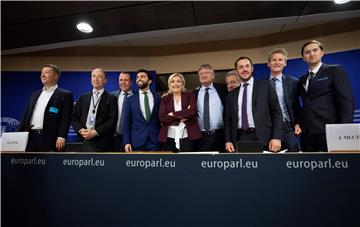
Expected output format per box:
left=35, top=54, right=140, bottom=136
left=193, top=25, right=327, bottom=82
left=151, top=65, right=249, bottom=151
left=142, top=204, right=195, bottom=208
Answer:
left=267, top=48, right=301, bottom=152
left=297, top=40, right=354, bottom=152
left=225, top=56, right=283, bottom=153
left=111, top=72, right=134, bottom=151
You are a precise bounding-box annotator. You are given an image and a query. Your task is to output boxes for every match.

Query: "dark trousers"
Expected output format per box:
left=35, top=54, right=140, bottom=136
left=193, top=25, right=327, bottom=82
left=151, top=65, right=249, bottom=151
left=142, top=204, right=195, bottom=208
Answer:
left=301, top=133, right=327, bottom=152
left=26, top=131, right=54, bottom=152
left=113, top=134, right=125, bottom=152
left=236, top=128, right=267, bottom=151
left=162, top=137, right=195, bottom=152
left=281, top=122, right=300, bottom=152
left=196, top=129, right=225, bottom=152
left=133, top=136, right=159, bottom=151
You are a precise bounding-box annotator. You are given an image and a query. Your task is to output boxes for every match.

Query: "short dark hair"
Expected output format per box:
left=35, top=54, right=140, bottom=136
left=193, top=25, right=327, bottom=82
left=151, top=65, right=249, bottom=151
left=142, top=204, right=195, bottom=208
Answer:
left=301, top=40, right=324, bottom=56
left=119, top=71, right=132, bottom=80
left=234, top=56, right=253, bottom=68
left=43, top=64, right=61, bottom=76
left=137, top=69, right=152, bottom=80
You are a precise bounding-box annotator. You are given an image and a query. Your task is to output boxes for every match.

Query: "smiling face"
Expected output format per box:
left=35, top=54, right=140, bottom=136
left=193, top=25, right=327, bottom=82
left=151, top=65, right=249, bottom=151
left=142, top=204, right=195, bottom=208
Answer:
left=40, top=66, right=58, bottom=87
left=302, top=43, right=324, bottom=68
left=198, top=67, right=215, bottom=87
left=268, top=53, right=287, bottom=77
left=91, top=68, right=107, bottom=90
left=118, top=72, right=132, bottom=92
left=136, top=72, right=151, bottom=90
left=169, top=75, right=184, bottom=94
left=236, top=59, right=253, bottom=82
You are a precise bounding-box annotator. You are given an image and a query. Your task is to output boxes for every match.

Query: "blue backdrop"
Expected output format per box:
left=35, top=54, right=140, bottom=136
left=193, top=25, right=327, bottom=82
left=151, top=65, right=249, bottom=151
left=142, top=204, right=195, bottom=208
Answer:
left=1, top=49, right=359, bottom=136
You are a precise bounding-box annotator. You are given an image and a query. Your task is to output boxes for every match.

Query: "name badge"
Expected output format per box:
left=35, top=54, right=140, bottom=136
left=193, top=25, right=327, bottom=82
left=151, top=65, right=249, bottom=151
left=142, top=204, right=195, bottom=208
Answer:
left=89, top=115, right=96, bottom=125
left=49, top=106, right=59, bottom=114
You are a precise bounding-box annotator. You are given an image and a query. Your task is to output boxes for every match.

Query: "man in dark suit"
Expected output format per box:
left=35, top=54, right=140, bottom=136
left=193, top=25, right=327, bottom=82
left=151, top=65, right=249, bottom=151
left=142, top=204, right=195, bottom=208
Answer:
left=225, top=56, right=283, bottom=153
left=194, top=64, right=228, bottom=152
left=111, top=72, right=134, bottom=152
left=297, top=40, right=355, bottom=152
left=267, top=48, right=301, bottom=152
left=123, top=69, right=160, bottom=152
left=19, top=64, right=73, bottom=152
left=71, top=68, right=118, bottom=152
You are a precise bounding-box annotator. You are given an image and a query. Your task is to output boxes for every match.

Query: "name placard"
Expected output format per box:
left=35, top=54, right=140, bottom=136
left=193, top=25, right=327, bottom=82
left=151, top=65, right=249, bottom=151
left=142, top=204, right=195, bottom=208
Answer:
left=326, top=124, right=360, bottom=152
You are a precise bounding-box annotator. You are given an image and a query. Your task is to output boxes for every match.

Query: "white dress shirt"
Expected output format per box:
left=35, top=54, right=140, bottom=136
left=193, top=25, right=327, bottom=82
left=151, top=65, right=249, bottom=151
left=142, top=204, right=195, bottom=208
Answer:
left=30, top=84, right=58, bottom=130
left=139, top=89, right=154, bottom=120
left=237, top=77, right=255, bottom=129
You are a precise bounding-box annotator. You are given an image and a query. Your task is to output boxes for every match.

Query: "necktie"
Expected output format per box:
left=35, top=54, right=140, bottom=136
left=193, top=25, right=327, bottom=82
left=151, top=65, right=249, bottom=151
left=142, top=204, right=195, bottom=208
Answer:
left=308, top=71, right=315, bottom=89
left=271, top=78, right=277, bottom=89
left=241, top=83, right=249, bottom=130
left=143, top=91, right=151, bottom=122
left=203, top=87, right=210, bottom=131
left=117, top=92, right=128, bottom=134
left=94, top=90, right=100, bottom=103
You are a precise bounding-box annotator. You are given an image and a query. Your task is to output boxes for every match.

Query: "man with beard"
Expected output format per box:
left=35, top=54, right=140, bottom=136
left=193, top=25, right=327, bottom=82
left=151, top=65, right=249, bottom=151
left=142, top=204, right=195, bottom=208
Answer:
left=123, top=69, right=161, bottom=152
left=225, top=56, right=283, bottom=153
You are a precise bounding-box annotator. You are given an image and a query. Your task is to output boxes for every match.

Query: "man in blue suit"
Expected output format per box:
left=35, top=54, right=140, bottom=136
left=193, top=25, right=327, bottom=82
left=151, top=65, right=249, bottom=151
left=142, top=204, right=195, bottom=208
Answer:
left=267, top=48, right=301, bottom=152
left=111, top=72, right=134, bottom=152
left=123, top=69, right=160, bottom=152
left=297, top=40, right=355, bottom=152
left=19, top=64, right=73, bottom=152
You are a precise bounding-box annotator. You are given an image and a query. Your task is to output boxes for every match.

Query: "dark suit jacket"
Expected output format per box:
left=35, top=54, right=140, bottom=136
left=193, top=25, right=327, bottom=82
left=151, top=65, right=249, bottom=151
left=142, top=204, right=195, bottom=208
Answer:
left=194, top=83, right=228, bottom=122
left=297, top=64, right=354, bottom=134
left=19, top=87, right=74, bottom=150
left=158, top=91, right=202, bottom=142
left=272, top=75, right=300, bottom=127
left=225, top=79, right=283, bottom=147
left=123, top=91, right=160, bottom=148
left=71, top=91, right=118, bottom=149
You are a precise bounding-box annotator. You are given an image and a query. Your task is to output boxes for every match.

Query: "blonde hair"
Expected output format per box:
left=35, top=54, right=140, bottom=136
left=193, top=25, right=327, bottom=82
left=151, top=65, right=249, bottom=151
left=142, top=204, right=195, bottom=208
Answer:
left=268, top=48, right=288, bottom=62
left=167, top=73, right=186, bottom=93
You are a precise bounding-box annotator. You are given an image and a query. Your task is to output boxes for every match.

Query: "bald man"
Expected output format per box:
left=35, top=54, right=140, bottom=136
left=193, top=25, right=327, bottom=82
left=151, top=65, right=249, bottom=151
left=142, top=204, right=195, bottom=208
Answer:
left=71, top=68, right=118, bottom=152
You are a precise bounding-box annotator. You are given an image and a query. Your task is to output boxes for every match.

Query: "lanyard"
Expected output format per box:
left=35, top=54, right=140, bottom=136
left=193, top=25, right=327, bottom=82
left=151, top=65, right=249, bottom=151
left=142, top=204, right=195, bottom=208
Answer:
left=91, top=93, right=101, bottom=114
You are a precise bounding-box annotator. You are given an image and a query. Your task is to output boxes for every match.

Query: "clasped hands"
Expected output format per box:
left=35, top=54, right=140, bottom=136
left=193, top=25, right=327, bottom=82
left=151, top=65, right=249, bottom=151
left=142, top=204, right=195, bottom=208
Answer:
left=79, top=128, right=98, bottom=140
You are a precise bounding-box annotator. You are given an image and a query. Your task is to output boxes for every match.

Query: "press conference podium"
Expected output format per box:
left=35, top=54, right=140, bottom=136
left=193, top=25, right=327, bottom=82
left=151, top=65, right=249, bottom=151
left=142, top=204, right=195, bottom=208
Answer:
left=2, top=151, right=359, bottom=227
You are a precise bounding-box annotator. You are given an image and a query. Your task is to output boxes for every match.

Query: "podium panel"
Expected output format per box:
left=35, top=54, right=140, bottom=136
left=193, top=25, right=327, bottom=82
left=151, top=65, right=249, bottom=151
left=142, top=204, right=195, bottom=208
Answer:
left=2, top=153, right=360, bottom=227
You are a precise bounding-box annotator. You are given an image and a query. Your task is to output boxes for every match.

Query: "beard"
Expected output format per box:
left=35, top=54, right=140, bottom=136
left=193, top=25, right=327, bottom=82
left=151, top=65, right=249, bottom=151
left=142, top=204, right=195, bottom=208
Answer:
left=137, top=79, right=149, bottom=89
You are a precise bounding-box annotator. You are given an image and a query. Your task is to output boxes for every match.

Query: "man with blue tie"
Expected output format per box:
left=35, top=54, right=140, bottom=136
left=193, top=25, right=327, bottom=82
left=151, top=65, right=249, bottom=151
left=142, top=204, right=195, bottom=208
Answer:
left=111, top=72, right=134, bottom=152
left=71, top=68, right=118, bottom=152
left=195, top=64, right=228, bottom=152
left=225, top=57, right=283, bottom=153
left=123, top=69, right=160, bottom=152
left=267, top=48, right=301, bottom=152
left=297, top=40, right=355, bottom=152
left=19, top=64, right=73, bottom=152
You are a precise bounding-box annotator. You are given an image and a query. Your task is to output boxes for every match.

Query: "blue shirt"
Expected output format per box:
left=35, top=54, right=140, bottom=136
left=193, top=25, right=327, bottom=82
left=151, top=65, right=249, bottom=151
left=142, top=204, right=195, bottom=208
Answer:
left=197, top=83, right=224, bottom=131
left=269, top=74, right=290, bottom=122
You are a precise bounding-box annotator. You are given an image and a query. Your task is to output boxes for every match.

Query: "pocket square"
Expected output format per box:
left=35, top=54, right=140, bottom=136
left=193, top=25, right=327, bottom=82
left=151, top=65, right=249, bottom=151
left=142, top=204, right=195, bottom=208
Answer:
left=316, top=77, right=329, bottom=81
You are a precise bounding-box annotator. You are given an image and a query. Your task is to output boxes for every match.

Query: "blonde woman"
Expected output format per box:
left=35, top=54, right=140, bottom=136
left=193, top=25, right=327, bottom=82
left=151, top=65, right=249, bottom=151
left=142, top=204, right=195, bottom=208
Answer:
left=158, top=73, right=201, bottom=152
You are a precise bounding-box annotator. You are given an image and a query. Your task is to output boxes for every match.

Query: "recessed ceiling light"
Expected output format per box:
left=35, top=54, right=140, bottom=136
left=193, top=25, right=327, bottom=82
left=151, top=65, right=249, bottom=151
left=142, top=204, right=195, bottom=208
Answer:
left=76, top=22, right=93, bottom=33
left=334, top=0, right=351, bottom=4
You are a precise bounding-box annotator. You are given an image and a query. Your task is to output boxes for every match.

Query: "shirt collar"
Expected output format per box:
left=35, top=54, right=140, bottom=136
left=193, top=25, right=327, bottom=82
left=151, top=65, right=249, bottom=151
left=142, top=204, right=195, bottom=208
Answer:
left=93, top=88, right=104, bottom=95
left=269, top=74, right=283, bottom=82
left=309, top=62, right=323, bottom=74
left=121, top=90, right=133, bottom=96
left=42, top=84, right=58, bottom=91
left=200, top=83, right=214, bottom=92
left=241, top=77, right=254, bottom=86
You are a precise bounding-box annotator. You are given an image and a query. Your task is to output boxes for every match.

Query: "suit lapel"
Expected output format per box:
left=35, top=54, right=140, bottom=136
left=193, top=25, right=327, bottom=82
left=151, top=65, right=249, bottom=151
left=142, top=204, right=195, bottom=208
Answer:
left=45, top=88, right=59, bottom=110
left=252, top=80, right=259, bottom=109
left=308, top=64, right=326, bottom=92
left=134, top=93, right=147, bottom=122
left=282, top=75, right=290, bottom=106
